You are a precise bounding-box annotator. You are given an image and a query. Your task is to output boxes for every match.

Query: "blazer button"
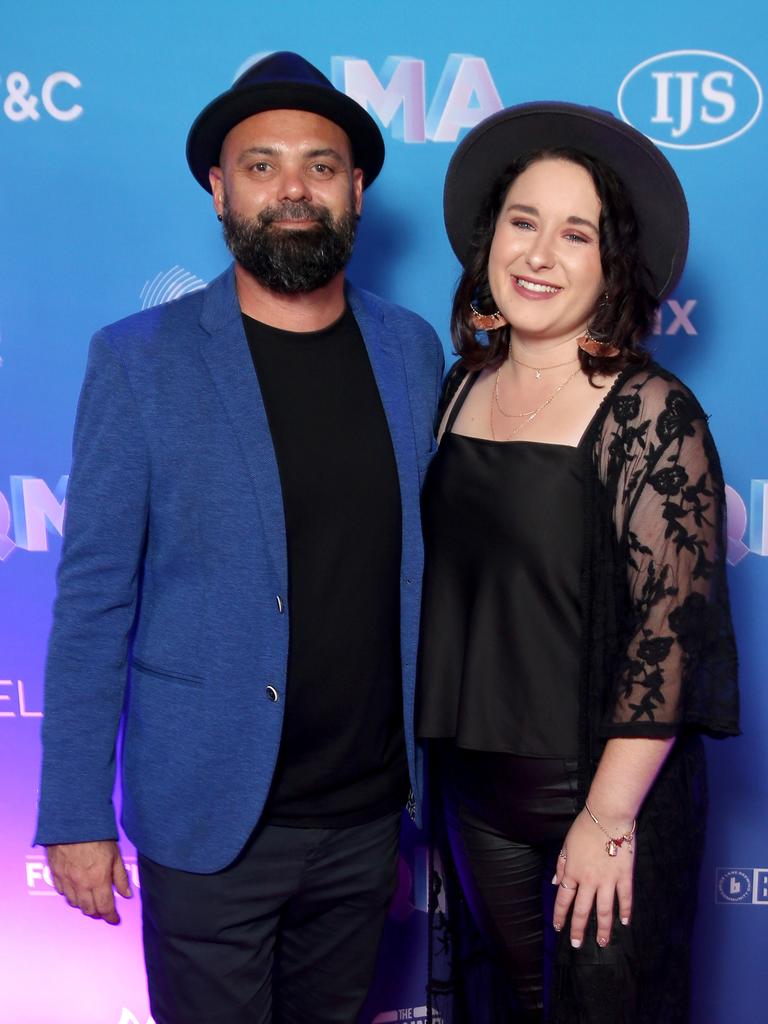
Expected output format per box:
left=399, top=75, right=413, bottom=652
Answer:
left=265, top=685, right=279, bottom=702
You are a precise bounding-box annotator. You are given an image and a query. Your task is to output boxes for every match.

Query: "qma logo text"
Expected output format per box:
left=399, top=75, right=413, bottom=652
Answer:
left=0, top=679, right=41, bottom=718
left=3, top=477, right=768, bottom=565
left=237, top=52, right=502, bottom=143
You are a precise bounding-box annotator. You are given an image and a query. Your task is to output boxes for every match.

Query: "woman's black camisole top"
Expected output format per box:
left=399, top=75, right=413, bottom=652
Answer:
left=417, top=370, right=586, bottom=758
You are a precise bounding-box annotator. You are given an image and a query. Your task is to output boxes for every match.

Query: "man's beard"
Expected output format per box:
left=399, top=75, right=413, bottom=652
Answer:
left=221, top=199, right=358, bottom=294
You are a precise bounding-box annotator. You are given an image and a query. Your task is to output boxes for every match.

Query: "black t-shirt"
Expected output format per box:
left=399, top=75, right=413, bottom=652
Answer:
left=243, top=307, right=407, bottom=826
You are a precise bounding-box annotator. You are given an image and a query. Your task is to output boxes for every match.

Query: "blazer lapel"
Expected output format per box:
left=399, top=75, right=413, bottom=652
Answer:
left=195, top=272, right=421, bottom=588
left=347, top=285, right=421, bottom=547
left=197, top=266, right=288, bottom=586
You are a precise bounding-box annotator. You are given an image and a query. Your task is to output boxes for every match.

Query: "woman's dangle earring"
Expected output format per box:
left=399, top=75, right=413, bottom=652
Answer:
left=469, top=302, right=508, bottom=332
left=578, top=291, right=621, bottom=358
left=577, top=328, right=621, bottom=358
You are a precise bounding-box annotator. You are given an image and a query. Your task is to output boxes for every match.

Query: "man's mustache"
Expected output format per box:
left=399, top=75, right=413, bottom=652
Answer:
left=258, top=202, right=330, bottom=226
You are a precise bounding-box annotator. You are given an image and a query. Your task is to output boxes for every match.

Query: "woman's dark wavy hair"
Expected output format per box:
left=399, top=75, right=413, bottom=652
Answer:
left=452, top=147, right=658, bottom=381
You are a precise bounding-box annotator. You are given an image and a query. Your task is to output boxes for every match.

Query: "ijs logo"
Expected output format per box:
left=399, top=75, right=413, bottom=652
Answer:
left=618, top=50, right=762, bottom=149
left=716, top=868, right=768, bottom=905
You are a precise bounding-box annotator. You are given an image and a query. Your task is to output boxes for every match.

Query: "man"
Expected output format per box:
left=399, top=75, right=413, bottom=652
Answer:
left=35, top=51, right=443, bottom=1024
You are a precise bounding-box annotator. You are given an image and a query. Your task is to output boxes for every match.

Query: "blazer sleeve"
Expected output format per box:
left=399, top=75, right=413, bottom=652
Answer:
left=35, top=330, right=150, bottom=845
left=599, top=373, right=739, bottom=739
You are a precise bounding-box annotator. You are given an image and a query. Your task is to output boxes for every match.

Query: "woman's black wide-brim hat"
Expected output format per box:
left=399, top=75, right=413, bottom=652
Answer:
left=187, top=51, right=385, bottom=193
left=443, top=101, right=689, bottom=300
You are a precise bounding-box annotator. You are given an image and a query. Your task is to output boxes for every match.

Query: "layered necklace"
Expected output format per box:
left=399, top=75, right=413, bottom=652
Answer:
left=510, top=353, right=578, bottom=380
left=491, top=348, right=581, bottom=441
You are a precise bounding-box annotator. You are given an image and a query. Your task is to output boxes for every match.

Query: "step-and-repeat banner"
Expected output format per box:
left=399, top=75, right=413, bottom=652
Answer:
left=1, top=4, right=765, bottom=1023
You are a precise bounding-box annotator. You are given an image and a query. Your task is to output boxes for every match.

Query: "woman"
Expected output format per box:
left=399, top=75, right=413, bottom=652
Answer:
left=417, top=103, right=739, bottom=1023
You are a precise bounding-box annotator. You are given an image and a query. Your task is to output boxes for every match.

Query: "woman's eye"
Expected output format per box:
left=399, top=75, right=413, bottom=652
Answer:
left=565, top=233, right=589, bottom=244
left=512, top=219, right=534, bottom=230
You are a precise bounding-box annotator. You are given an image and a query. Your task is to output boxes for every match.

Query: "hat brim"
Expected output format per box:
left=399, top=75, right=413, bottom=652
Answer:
left=186, top=81, right=385, bottom=192
left=443, top=102, right=689, bottom=300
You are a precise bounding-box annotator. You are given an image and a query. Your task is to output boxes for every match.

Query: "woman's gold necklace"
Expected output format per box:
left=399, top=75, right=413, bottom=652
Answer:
left=509, top=354, right=579, bottom=381
left=491, top=362, right=582, bottom=440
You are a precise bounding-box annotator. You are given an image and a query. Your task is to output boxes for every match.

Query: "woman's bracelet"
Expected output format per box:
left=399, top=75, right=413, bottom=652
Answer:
left=584, top=801, right=637, bottom=857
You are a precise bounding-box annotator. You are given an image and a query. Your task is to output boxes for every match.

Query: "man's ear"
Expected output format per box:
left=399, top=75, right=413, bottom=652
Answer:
left=209, top=168, right=225, bottom=217
left=352, top=167, right=364, bottom=217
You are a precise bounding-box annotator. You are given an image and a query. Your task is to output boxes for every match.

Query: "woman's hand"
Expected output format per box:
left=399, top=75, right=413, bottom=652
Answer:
left=552, top=807, right=634, bottom=948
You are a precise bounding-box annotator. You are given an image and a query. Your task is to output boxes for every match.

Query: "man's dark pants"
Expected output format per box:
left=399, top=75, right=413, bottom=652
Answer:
left=139, top=810, right=401, bottom=1024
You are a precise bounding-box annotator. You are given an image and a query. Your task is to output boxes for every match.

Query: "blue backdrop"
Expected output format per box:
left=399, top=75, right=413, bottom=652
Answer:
left=1, top=4, right=765, bottom=1022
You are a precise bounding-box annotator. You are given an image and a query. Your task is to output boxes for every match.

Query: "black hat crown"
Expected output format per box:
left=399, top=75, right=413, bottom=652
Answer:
left=186, top=51, right=385, bottom=193
left=235, top=51, right=335, bottom=89
left=443, top=101, right=689, bottom=300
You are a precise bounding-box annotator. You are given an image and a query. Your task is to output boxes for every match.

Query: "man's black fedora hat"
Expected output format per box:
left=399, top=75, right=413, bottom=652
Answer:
left=443, top=101, right=689, bottom=300
left=186, top=51, right=385, bottom=193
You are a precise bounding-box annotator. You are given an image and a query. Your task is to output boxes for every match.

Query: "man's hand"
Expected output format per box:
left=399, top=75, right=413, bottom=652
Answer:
left=46, top=840, right=132, bottom=925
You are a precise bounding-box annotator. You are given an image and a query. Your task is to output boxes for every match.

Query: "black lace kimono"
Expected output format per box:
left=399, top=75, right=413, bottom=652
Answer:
left=428, top=361, right=739, bottom=1024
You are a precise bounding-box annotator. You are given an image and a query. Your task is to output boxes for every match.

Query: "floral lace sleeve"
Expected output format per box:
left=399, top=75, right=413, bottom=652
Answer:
left=598, top=368, right=739, bottom=737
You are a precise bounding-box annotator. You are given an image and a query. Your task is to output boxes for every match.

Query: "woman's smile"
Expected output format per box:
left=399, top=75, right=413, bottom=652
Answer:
left=512, top=274, right=563, bottom=298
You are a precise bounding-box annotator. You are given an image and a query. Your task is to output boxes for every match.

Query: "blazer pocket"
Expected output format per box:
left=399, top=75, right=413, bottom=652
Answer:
left=132, top=657, right=204, bottom=688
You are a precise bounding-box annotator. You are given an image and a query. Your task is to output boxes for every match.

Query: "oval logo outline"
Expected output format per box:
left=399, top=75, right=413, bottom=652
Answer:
left=618, top=49, right=763, bottom=150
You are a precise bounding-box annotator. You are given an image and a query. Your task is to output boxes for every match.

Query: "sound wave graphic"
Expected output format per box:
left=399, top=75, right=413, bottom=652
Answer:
left=140, top=266, right=206, bottom=310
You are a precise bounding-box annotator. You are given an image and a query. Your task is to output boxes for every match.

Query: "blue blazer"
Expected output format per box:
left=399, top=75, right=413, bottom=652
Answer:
left=34, top=267, right=444, bottom=872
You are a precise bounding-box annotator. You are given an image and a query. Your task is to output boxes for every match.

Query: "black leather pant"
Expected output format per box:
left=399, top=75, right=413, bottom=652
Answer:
left=442, top=750, right=580, bottom=1021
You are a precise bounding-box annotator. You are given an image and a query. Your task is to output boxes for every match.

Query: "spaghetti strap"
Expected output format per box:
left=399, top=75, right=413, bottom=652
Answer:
left=444, top=368, right=480, bottom=435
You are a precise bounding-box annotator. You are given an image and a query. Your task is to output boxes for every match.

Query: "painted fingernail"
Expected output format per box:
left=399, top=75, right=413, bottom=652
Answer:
left=571, top=939, right=582, bottom=949
left=621, top=917, right=630, bottom=926
left=597, top=937, right=608, bottom=947
left=551, top=874, right=558, bottom=885
left=553, top=923, right=562, bottom=932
